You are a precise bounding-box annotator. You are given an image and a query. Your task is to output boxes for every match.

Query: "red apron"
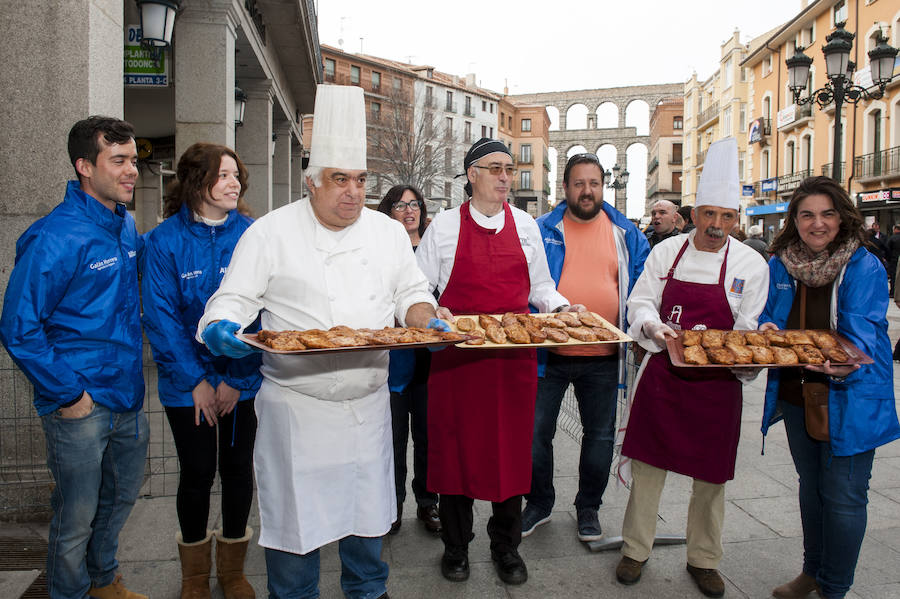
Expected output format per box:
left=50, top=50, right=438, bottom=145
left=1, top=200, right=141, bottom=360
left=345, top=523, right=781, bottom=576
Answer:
left=622, top=238, right=742, bottom=484
left=427, top=201, right=537, bottom=502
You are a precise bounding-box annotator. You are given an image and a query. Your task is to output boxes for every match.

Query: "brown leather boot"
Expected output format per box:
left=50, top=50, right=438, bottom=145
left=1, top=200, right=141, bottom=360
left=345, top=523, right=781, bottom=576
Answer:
left=177, top=530, right=213, bottom=599
left=215, top=527, right=256, bottom=599
left=773, top=573, right=819, bottom=598
left=87, top=574, right=148, bottom=599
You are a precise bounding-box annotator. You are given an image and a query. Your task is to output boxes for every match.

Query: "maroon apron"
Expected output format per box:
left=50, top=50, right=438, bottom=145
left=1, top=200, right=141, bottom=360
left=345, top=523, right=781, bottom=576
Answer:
left=622, top=238, right=743, bottom=484
left=427, top=201, right=537, bottom=502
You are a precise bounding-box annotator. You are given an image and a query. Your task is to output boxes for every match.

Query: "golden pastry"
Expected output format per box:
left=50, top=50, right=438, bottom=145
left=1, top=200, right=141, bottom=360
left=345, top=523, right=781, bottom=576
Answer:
left=479, top=314, right=501, bottom=329
left=541, top=316, right=568, bottom=329
left=556, top=312, right=580, bottom=327
left=683, top=345, right=709, bottom=365
left=543, top=327, right=569, bottom=343
left=504, top=324, right=531, bottom=344
left=577, top=312, right=604, bottom=328
left=794, top=344, right=825, bottom=365
left=823, top=346, right=849, bottom=363
left=749, top=345, right=775, bottom=364
left=772, top=347, right=799, bottom=365
left=501, top=312, right=519, bottom=328
left=566, top=326, right=598, bottom=342
left=455, top=317, right=476, bottom=332
left=484, top=324, right=507, bottom=344
left=701, top=329, right=725, bottom=349
left=724, top=331, right=746, bottom=346
left=727, top=343, right=753, bottom=364
left=811, top=331, right=838, bottom=350
left=785, top=331, right=815, bottom=345
left=745, top=332, right=769, bottom=347
left=682, top=330, right=702, bottom=347
left=707, top=347, right=736, bottom=365
left=765, top=330, right=791, bottom=347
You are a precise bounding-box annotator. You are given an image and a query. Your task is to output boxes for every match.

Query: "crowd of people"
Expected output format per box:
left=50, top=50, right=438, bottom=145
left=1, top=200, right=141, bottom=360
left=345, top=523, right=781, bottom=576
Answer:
left=1, top=86, right=898, bottom=599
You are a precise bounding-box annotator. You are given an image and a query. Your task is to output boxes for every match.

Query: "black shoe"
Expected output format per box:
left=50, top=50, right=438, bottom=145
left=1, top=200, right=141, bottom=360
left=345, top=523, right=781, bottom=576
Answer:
left=417, top=504, right=442, bottom=534
left=389, top=504, right=402, bottom=535
left=441, top=550, right=469, bottom=582
left=492, top=550, right=528, bottom=585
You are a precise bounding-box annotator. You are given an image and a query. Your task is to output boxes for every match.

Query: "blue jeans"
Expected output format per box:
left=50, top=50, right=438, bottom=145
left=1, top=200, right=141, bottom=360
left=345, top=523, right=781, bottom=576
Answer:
left=265, top=536, right=388, bottom=599
left=781, top=401, right=874, bottom=599
left=41, top=403, right=149, bottom=599
left=527, top=353, right=618, bottom=513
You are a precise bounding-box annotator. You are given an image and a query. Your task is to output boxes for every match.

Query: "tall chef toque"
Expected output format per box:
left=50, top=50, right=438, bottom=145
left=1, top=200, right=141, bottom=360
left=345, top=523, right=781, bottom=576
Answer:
left=307, top=84, right=367, bottom=170
left=459, top=138, right=512, bottom=197
left=695, top=137, right=740, bottom=210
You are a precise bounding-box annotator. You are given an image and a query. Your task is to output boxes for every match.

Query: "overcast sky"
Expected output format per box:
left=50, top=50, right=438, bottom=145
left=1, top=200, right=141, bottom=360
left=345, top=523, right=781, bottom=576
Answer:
left=316, top=1, right=804, bottom=217
left=316, top=0, right=802, bottom=94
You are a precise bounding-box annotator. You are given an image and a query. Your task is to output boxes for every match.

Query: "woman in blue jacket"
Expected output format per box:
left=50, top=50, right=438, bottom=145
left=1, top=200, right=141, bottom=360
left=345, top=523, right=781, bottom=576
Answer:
left=142, top=143, right=261, bottom=599
left=759, top=177, right=900, bottom=599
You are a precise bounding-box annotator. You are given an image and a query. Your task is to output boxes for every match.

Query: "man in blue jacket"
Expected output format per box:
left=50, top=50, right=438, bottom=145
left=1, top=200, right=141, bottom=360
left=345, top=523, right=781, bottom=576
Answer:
left=0, top=117, right=149, bottom=599
left=521, top=153, right=649, bottom=542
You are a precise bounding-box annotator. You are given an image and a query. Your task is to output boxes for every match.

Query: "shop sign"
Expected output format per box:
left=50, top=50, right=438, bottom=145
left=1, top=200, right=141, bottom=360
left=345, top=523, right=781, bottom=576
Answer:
left=742, top=185, right=754, bottom=197
left=892, top=189, right=900, bottom=201
left=776, top=105, right=796, bottom=128
left=748, top=117, right=766, bottom=145
left=858, top=189, right=891, bottom=203
left=746, top=202, right=789, bottom=216
left=124, top=25, right=168, bottom=87
left=761, top=178, right=778, bottom=193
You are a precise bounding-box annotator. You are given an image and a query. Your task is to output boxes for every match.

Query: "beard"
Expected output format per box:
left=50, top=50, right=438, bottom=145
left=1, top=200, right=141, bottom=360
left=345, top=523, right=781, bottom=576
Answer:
left=704, top=226, right=725, bottom=239
left=567, top=194, right=603, bottom=220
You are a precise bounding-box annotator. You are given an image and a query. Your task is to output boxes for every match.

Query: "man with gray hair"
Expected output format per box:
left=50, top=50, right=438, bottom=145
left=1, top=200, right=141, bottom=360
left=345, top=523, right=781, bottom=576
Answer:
left=743, top=224, right=768, bottom=261
left=645, top=199, right=681, bottom=247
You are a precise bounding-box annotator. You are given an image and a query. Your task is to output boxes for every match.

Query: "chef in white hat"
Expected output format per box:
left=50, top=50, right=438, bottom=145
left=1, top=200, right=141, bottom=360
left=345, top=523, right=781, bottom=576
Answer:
left=196, top=84, right=444, bottom=599
left=613, top=138, right=769, bottom=598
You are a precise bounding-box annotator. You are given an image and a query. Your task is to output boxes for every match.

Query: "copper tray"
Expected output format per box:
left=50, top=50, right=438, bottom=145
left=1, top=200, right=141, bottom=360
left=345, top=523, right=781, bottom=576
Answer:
left=240, top=332, right=475, bottom=355
left=450, top=312, right=632, bottom=349
left=665, top=329, right=873, bottom=368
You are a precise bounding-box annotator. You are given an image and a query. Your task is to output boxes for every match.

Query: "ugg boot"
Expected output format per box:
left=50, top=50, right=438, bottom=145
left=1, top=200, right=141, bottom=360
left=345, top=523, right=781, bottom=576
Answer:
left=177, top=530, right=213, bottom=599
left=215, top=527, right=256, bottom=599
left=87, top=574, right=148, bottom=599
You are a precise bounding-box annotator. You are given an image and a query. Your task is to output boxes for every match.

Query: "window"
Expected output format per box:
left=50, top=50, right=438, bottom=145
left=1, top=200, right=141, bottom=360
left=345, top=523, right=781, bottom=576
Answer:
left=833, top=0, right=846, bottom=25
left=464, top=121, right=472, bottom=143
left=446, top=91, right=454, bottom=111
left=371, top=71, right=381, bottom=91
left=763, top=54, right=773, bottom=76
left=739, top=103, right=746, bottom=133
left=465, top=96, right=472, bottom=116
left=445, top=117, right=453, bottom=135
left=786, top=141, right=796, bottom=174
left=762, top=149, right=770, bottom=179
left=393, top=77, right=401, bottom=91
left=520, top=170, right=532, bottom=190
left=371, top=101, right=381, bottom=122
left=324, top=58, right=335, bottom=79
left=672, top=142, right=682, bottom=162
left=426, top=86, right=433, bottom=100
left=489, top=127, right=493, bottom=137
left=521, top=118, right=532, bottom=132
left=805, top=25, right=815, bottom=45
left=444, top=181, right=452, bottom=198
left=490, top=103, right=494, bottom=114
left=724, top=57, right=733, bottom=88
left=673, top=116, right=683, bottom=130
left=482, top=100, right=487, bottom=111
left=740, top=67, right=748, bottom=82
left=520, top=144, right=532, bottom=164
left=802, top=135, right=812, bottom=171
left=508, top=116, right=512, bottom=128
left=738, top=151, right=745, bottom=180
left=350, top=65, right=360, bottom=85
left=481, top=125, right=487, bottom=137
left=763, top=96, right=772, bottom=120
left=444, top=148, right=452, bottom=171
left=425, top=182, right=432, bottom=197
left=722, top=106, right=732, bottom=135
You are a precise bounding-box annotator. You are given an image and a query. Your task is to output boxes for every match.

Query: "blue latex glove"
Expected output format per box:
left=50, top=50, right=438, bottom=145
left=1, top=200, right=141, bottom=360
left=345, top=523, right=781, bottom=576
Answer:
left=201, top=320, right=260, bottom=358
left=426, top=317, right=452, bottom=351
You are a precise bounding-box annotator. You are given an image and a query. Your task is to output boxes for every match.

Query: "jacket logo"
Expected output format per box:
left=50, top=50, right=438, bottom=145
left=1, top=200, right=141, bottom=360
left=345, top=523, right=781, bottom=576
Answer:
left=776, top=282, right=792, bottom=290
left=219, top=267, right=227, bottom=274
left=730, top=278, right=745, bottom=294
left=544, top=237, right=563, bottom=246
left=180, top=270, right=202, bottom=280
left=127, top=250, right=136, bottom=258
left=89, top=257, right=118, bottom=271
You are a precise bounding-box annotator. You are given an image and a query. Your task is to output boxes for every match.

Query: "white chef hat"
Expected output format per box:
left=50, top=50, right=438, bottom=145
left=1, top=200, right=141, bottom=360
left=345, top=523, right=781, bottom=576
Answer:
left=307, top=84, right=367, bottom=170
left=696, top=137, right=739, bottom=210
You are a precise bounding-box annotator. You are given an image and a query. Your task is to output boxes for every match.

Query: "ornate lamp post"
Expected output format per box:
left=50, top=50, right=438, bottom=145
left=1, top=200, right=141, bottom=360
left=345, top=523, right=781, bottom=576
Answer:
left=135, top=0, right=180, bottom=62
left=785, top=23, right=898, bottom=183
left=234, top=86, right=248, bottom=127
left=605, top=164, right=629, bottom=213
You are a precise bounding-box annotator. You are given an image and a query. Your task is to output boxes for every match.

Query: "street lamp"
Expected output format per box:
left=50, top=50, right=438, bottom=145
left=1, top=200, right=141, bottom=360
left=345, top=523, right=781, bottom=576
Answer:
left=606, top=164, right=629, bottom=189
left=136, top=0, right=179, bottom=62
left=234, top=86, right=248, bottom=127
left=786, top=23, right=898, bottom=183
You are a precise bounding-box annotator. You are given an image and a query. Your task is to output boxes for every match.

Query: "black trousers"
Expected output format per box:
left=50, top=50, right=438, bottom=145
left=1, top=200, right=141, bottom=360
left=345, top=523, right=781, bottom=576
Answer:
left=165, top=399, right=257, bottom=543
left=390, top=382, right=438, bottom=508
left=439, top=494, right=522, bottom=556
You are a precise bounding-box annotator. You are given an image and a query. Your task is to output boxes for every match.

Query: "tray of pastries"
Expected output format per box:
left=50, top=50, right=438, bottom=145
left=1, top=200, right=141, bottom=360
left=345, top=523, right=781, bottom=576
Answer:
left=449, top=311, right=631, bottom=349
left=241, top=325, right=473, bottom=354
left=666, top=328, right=873, bottom=368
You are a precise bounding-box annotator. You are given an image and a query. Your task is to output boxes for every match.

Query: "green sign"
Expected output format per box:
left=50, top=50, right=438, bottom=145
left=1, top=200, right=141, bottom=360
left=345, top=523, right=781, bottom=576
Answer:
left=124, top=25, right=168, bottom=87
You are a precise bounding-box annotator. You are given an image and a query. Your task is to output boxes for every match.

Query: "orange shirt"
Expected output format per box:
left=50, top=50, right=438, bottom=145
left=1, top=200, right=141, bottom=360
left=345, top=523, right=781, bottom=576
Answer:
left=554, top=210, right=619, bottom=357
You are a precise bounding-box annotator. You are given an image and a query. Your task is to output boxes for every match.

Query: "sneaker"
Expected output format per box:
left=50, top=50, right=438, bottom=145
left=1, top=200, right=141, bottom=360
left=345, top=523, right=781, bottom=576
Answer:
left=576, top=508, right=603, bottom=541
left=520, top=504, right=551, bottom=537
left=686, top=564, right=725, bottom=598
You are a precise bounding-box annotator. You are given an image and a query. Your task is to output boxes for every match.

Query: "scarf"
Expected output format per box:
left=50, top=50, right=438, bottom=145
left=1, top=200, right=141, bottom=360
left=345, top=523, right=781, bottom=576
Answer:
left=778, top=237, right=859, bottom=288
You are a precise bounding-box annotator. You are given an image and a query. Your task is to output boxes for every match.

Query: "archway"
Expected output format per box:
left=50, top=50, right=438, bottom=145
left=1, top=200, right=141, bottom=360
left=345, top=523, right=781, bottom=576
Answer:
left=625, top=143, right=648, bottom=218
left=566, top=104, right=588, bottom=130
left=596, top=102, right=618, bottom=129
left=625, top=100, right=650, bottom=136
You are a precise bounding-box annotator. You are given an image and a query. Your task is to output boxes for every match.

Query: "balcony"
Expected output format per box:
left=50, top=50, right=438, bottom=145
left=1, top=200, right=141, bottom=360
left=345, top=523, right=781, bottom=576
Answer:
left=855, top=146, right=900, bottom=182
left=776, top=103, right=813, bottom=132
left=543, top=182, right=551, bottom=196
left=518, top=156, right=533, bottom=165
left=669, top=153, right=683, bottom=165
left=371, top=83, right=381, bottom=94
left=698, top=102, right=719, bottom=127
left=821, top=162, right=846, bottom=183
left=696, top=149, right=707, bottom=167
left=776, top=169, right=812, bottom=194
left=463, top=107, right=475, bottom=118
left=543, top=157, right=551, bottom=171
left=444, top=101, right=457, bottom=113
left=647, top=156, right=659, bottom=173
left=647, top=183, right=658, bottom=197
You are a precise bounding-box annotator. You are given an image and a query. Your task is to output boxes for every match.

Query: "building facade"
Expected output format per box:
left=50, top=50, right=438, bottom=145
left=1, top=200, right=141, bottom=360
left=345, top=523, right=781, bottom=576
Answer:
left=0, top=0, right=320, bottom=517
left=646, top=97, right=685, bottom=213
left=742, top=0, right=900, bottom=237
left=499, top=99, right=553, bottom=216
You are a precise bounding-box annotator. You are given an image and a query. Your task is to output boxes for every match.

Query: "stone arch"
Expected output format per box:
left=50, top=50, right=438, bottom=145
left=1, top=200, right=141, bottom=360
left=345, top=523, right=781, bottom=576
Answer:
left=625, top=99, right=650, bottom=136
left=596, top=144, right=618, bottom=174
left=596, top=102, right=618, bottom=128
left=546, top=106, right=560, bottom=131
left=566, top=104, right=588, bottom=130
left=548, top=146, right=559, bottom=205
left=566, top=144, right=588, bottom=158
left=625, top=142, right=648, bottom=218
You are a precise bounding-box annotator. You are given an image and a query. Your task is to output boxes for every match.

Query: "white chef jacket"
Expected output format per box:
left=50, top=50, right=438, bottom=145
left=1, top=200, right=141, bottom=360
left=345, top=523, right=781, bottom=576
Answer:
left=626, top=231, right=770, bottom=352
left=197, top=199, right=437, bottom=554
left=416, top=202, right=568, bottom=312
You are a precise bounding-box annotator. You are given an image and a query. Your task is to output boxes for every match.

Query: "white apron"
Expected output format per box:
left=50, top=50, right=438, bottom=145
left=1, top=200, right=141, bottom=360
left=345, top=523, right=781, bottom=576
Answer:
left=254, top=378, right=395, bottom=555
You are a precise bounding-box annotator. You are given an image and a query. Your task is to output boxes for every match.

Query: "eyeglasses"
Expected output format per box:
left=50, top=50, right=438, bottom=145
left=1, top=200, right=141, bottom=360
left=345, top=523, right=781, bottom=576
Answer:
left=328, top=172, right=368, bottom=188
left=473, top=165, right=517, bottom=176
left=570, top=153, right=600, bottom=163
left=391, top=201, right=421, bottom=211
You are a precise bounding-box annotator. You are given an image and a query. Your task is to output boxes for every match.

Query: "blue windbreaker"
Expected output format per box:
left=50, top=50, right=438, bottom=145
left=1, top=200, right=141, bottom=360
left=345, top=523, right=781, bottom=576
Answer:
left=141, top=204, right=261, bottom=407
left=0, top=181, right=144, bottom=416
left=535, top=200, right=649, bottom=377
left=760, top=248, right=900, bottom=456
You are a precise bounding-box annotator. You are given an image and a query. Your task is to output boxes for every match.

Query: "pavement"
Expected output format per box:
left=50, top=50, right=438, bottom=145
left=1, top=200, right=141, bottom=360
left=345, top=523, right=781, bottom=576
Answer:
left=3, top=306, right=900, bottom=599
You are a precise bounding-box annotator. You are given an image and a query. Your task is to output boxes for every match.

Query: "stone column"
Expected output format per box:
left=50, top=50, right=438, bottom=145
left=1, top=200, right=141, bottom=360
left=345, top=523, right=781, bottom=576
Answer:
left=291, top=144, right=306, bottom=203
left=236, top=80, right=274, bottom=218
left=174, top=2, right=237, bottom=160
left=558, top=105, right=567, bottom=131
left=272, top=122, right=292, bottom=210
